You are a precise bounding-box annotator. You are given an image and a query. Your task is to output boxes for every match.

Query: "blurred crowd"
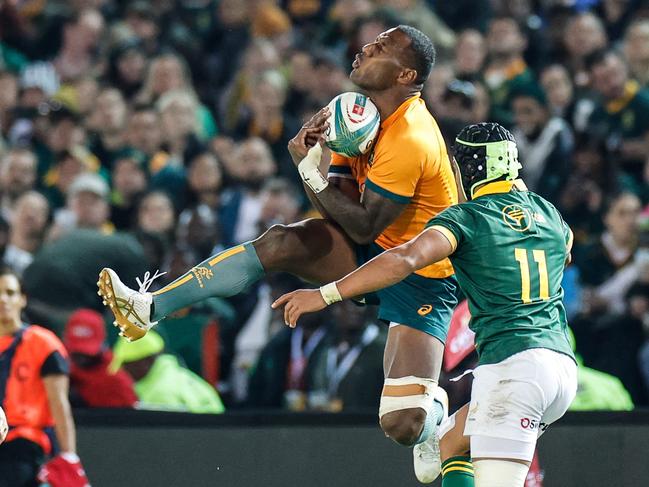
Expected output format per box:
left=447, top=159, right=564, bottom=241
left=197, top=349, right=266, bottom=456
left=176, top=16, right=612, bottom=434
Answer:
left=0, top=0, right=648, bottom=413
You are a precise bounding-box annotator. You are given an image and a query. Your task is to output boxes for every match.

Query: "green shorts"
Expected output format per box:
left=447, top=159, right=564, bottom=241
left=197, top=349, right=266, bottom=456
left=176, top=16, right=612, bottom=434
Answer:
left=355, top=243, right=459, bottom=344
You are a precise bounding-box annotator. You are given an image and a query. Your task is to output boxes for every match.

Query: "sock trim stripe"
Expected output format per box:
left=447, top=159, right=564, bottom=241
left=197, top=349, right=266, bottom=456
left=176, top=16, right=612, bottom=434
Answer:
left=152, top=274, right=194, bottom=296
left=442, top=466, right=474, bottom=476
left=209, top=245, right=245, bottom=267
left=443, top=460, right=473, bottom=469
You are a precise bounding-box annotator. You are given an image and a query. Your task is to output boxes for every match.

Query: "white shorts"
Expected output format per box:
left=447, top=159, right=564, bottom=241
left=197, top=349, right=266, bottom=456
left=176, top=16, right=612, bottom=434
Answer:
left=465, top=348, right=577, bottom=461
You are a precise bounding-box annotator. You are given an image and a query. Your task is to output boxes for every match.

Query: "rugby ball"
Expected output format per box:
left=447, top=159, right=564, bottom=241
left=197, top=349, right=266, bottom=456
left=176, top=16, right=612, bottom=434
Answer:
left=325, top=92, right=380, bottom=157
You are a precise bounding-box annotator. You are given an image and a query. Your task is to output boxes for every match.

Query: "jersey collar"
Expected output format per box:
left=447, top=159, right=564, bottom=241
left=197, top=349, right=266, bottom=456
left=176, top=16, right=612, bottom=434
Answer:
left=472, top=179, right=528, bottom=199
left=380, top=94, right=421, bottom=130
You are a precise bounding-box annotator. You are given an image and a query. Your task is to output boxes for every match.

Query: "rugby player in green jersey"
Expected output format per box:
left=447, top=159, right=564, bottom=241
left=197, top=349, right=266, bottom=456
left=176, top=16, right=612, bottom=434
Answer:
left=273, top=122, right=577, bottom=487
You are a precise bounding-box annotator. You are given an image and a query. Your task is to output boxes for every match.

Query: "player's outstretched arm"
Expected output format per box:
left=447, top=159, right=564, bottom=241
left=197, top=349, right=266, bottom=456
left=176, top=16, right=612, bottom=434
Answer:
left=272, top=227, right=454, bottom=327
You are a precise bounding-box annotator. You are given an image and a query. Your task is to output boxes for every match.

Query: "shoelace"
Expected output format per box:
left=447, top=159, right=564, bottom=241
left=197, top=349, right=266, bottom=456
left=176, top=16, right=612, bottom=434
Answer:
left=417, top=437, right=440, bottom=462
left=136, top=269, right=167, bottom=294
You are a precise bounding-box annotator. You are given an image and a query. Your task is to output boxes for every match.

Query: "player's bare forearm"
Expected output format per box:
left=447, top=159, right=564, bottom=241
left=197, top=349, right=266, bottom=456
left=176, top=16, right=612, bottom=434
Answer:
left=338, top=245, right=420, bottom=298
left=314, top=184, right=374, bottom=241
left=314, top=184, right=406, bottom=244
left=336, top=229, right=452, bottom=298
left=302, top=182, right=330, bottom=218
left=44, top=374, right=76, bottom=454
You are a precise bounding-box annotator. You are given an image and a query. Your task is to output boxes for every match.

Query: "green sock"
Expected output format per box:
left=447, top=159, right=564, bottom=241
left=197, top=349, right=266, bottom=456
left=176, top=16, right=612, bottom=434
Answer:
left=441, top=456, right=474, bottom=487
left=152, top=242, right=265, bottom=320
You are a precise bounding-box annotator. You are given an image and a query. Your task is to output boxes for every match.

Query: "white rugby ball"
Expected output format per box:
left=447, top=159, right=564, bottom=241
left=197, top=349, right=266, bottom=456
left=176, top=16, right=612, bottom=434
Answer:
left=325, top=92, right=380, bottom=157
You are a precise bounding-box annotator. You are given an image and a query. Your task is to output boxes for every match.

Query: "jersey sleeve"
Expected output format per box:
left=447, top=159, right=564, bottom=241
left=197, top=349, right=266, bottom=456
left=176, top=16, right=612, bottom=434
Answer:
left=426, top=204, right=473, bottom=253
left=30, top=326, right=69, bottom=373
left=365, top=136, right=424, bottom=204
left=328, top=152, right=354, bottom=179
left=40, top=350, right=69, bottom=377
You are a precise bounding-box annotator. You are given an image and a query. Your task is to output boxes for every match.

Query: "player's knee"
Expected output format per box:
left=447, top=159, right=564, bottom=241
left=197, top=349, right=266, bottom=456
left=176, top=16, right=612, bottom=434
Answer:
left=380, top=408, right=427, bottom=446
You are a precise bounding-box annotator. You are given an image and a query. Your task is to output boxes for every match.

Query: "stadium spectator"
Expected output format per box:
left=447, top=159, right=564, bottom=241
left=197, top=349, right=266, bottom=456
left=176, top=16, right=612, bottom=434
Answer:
left=247, top=286, right=330, bottom=410
left=558, top=134, right=613, bottom=243
left=109, top=149, right=149, bottom=231
left=562, top=11, right=608, bottom=87
left=52, top=9, right=105, bottom=82
left=48, top=172, right=112, bottom=241
left=510, top=83, right=574, bottom=201
left=453, top=29, right=487, bottom=82
left=0, top=147, right=38, bottom=222
left=257, top=178, right=302, bottom=233
left=540, top=63, right=595, bottom=136
left=186, top=152, right=222, bottom=212
left=136, top=54, right=217, bottom=140
left=219, top=137, right=277, bottom=246
left=105, top=39, right=148, bottom=101
left=586, top=48, right=649, bottom=180
left=4, top=191, right=49, bottom=276
left=63, top=309, right=137, bottom=409
left=576, top=192, right=642, bottom=312
left=484, top=16, right=536, bottom=127
left=86, top=87, right=129, bottom=169
left=0, top=267, right=89, bottom=487
left=32, top=108, right=88, bottom=191
left=157, top=89, right=206, bottom=168
left=125, top=107, right=168, bottom=173
left=136, top=191, right=176, bottom=246
left=306, top=301, right=386, bottom=411
left=623, top=19, right=649, bottom=88
left=231, top=70, right=299, bottom=179
left=111, top=330, right=225, bottom=413
left=435, top=79, right=488, bottom=145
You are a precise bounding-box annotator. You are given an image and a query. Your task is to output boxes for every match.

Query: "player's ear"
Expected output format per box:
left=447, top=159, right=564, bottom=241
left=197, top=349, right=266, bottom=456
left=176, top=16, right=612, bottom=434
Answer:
left=398, top=67, right=418, bottom=85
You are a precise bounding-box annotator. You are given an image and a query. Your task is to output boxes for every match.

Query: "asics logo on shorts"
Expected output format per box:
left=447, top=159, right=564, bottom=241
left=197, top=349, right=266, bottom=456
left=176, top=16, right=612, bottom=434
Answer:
left=418, top=304, right=433, bottom=316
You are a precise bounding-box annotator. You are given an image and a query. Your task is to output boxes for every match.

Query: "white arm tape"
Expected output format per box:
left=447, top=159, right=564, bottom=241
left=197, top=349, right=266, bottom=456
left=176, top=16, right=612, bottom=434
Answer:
left=298, top=144, right=329, bottom=193
left=320, top=282, right=342, bottom=305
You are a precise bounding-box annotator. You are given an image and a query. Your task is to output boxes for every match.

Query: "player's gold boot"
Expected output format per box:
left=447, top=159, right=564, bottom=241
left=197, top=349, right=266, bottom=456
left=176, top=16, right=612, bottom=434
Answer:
left=97, top=268, right=163, bottom=342
left=413, top=386, right=449, bottom=483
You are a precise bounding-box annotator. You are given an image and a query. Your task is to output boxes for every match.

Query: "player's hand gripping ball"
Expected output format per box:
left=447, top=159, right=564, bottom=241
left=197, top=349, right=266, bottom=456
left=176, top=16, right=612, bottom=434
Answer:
left=324, top=92, right=380, bottom=157
left=0, top=406, right=8, bottom=444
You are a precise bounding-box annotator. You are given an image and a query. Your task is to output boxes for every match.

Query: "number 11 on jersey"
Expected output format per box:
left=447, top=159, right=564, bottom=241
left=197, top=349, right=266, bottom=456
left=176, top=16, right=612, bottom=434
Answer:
left=514, top=248, right=549, bottom=303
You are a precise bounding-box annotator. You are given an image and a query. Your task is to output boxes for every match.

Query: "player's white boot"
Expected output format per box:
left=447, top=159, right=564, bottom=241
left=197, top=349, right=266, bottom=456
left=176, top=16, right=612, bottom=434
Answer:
left=413, top=386, right=449, bottom=483
left=97, top=268, right=164, bottom=342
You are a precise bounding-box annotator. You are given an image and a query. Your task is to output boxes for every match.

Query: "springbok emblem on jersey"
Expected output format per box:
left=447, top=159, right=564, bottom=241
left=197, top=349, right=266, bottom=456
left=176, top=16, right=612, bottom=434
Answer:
left=502, top=205, right=531, bottom=232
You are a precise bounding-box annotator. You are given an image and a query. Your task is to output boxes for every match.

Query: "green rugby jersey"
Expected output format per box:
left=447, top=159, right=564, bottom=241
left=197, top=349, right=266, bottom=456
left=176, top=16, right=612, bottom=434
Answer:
left=427, top=180, right=575, bottom=365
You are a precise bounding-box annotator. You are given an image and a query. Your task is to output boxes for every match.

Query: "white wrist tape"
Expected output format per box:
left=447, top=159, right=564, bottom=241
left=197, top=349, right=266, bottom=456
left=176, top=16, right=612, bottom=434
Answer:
left=320, top=282, right=342, bottom=305
left=298, top=144, right=328, bottom=193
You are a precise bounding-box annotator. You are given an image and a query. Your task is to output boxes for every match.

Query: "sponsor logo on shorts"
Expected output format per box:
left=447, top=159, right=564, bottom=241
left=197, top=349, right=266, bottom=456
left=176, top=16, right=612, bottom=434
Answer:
left=520, top=418, right=549, bottom=432
left=191, top=266, right=214, bottom=288
left=417, top=304, right=433, bottom=316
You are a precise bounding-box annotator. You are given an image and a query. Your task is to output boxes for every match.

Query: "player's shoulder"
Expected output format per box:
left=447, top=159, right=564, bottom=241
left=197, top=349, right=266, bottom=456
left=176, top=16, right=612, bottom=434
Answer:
left=526, top=191, right=566, bottom=221
left=24, top=325, right=65, bottom=351
left=378, top=118, right=443, bottom=160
